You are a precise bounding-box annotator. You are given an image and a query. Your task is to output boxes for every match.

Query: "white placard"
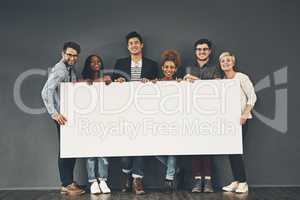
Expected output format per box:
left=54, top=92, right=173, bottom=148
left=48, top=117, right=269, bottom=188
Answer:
left=60, top=80, right=242, bottom=158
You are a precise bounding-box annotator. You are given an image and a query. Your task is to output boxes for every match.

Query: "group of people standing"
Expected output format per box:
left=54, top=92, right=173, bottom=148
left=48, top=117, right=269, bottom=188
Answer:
left=41, top=31, right=257, bottom=196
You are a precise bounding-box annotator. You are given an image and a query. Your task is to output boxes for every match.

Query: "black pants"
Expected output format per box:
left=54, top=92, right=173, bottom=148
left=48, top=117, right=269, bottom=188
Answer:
left=55, top=122, right=76, bottom=187
left=228, top=122, right=248, bottom=182
left=192, top=155, right=212, bottom=177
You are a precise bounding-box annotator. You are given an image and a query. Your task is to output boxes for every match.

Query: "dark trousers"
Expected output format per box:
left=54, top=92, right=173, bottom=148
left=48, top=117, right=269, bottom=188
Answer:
left=192, top=155, right=212, bottom=177
left=228, top=122, right=248, bottom=182
left=55, top=122, right=76, bottom=187
left=121, top=156, right=144, bottom=177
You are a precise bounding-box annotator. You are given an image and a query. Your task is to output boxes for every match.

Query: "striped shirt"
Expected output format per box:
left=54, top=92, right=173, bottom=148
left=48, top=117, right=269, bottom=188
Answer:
left=131, top=59, right=142, bottom=81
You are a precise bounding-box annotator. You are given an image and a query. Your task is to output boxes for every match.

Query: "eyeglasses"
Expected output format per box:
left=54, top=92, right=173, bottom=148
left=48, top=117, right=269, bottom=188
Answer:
left=65, top=53, right=78, bottom=58
left=195, top=48, right=210, bottom=52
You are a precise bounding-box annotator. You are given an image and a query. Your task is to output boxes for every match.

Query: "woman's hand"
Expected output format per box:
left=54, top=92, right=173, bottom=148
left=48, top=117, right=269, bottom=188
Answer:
left=176, top=78, right=183, bottom=82
left=103, top=75, right=112, bottom=85
left=240, top=114, right=248, bottom=125
left=93, top=78, right=103, bottom=82
left=115, top=77, right=126, bottom=83
left=86, top=79, right=93, bottom=85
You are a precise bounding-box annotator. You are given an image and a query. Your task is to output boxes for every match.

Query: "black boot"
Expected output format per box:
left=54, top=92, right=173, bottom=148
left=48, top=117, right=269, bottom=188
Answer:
left=163, top=179, right=175, bottom=193
left=121, top=173, right=132, bottom=192
left=174, top=168, right=184, bottom=190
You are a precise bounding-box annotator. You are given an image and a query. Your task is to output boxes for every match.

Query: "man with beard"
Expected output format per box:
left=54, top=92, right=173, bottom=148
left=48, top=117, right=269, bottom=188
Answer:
left=183, top=39, right=221, bottom=193
left=41, top=41, right=85, bottom=196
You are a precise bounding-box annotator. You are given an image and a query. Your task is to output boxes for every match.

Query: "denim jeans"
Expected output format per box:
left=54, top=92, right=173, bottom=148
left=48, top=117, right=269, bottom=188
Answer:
left=157, top=156, right=176, bottom=180
left=86, top=157, right=109, bottom=182
left=121, top=157, right=144, bottom=178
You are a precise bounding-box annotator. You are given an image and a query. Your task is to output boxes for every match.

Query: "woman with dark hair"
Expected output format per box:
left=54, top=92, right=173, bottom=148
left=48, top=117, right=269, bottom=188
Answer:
left=81, top=54, right=111, bottom=83
left=159, top=50, right=181, bottom=81
left=80, top=54, right=112, bottom=194
left=155, top=50, right=183, bottom=192
left=219, top=52, right=257, bottom=193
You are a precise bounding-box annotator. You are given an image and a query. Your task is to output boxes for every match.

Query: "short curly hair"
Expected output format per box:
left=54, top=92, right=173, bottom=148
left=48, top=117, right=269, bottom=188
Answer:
left=63, top=41, right=81, bottom=54
left=160, top=50, right=181, bottom=68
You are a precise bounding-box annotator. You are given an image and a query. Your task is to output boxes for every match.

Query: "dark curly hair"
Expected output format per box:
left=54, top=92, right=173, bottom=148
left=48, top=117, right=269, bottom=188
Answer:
left=63, top=41, right=81, bottom=54
left=193, top=38, right=212, bottom=49
left=160, top=50, right=181, bottom=68
left=81, top=54, right=103, bottom=80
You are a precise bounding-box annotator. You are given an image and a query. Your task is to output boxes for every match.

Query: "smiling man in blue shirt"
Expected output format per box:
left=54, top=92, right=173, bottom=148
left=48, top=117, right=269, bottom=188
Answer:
left=41, top=41, right=85, bottom=196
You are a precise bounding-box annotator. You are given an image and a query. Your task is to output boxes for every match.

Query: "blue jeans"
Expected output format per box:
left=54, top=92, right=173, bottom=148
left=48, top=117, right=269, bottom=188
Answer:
left=86, top=157, right=109, bottom=182
left=157, top=156, right=176, bottom=180
left=121, top=157, right=144, bottom=178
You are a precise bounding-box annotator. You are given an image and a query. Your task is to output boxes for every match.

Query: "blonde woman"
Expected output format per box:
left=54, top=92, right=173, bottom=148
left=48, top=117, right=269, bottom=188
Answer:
left=219, top=52, right=257, bottom=193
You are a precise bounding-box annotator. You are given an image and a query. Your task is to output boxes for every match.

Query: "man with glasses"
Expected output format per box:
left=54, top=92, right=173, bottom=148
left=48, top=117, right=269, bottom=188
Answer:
left=184, top=38, right=221, bottom=81
left=41, top=41, right=85, bottom=196
left=183, top=39, right=221, bottom=193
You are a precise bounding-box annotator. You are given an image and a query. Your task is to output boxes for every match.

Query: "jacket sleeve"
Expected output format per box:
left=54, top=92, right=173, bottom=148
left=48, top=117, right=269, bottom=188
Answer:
left=150, top=60, right=159, bottom=80
left=112, top=59, right=123, bottom=81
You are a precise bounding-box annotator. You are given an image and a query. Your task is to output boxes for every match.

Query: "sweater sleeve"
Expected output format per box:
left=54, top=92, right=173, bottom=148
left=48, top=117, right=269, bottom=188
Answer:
left=240, top=74, right=257, bottom=107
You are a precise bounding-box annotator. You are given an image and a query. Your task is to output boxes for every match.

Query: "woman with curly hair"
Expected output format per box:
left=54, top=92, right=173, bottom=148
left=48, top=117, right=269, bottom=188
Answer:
left=155, top=50, right=183, bottom=193
left=159, top=50, right=181, bottom=81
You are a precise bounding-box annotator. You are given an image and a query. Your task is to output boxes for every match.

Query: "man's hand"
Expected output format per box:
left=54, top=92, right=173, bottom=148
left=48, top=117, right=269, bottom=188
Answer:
left=151, top=79, right=158, bottom=84
left=53, top=113, right=67, bottom=125
left=183, top=74, right=199, bottom=82
left=141, top=78, right=150, bottom=83
left=115, top=77, right=126, bottom=83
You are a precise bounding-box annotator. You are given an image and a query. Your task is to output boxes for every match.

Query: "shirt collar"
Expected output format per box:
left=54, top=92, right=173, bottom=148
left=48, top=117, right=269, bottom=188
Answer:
left=131, top=59, right=142, bottom=68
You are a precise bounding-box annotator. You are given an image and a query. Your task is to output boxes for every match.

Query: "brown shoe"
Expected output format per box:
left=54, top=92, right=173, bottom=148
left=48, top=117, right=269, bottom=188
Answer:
left=132, top=178, right=145, bottom=195
left=121, top=173, right=132, bottom=192
left=60, top=183, right=86, bottom=196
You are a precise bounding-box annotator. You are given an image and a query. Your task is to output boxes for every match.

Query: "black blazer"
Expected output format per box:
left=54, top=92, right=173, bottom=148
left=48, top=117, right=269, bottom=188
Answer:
left=113, top=57, right=159, bottom=81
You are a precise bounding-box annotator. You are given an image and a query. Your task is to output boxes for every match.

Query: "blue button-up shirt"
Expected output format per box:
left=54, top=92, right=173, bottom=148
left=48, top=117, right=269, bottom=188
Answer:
left=41, top=59, right=77, bottom=119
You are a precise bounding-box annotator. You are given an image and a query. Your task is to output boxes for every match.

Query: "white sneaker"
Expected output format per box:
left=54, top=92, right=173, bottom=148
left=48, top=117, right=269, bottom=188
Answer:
left=99, top=180, right=111, bottom=194
left=235, top=182, right=248, bottom=193
left=222, top=181, right=239, bottom=192
left=90, top=181, right=101, bottom=194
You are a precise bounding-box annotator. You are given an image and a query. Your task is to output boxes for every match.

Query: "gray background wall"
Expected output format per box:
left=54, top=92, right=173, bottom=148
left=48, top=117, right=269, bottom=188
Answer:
left=0, top=0, right=299, bottom=189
